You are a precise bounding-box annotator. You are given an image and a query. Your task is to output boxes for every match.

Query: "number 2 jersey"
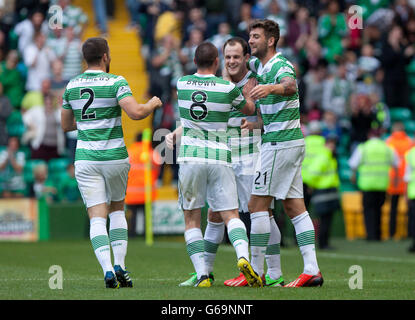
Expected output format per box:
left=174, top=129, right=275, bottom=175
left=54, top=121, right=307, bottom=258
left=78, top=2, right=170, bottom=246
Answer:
left=62, top=70, right=133, bottom=163
left=176, top=73, right=246, bottom=166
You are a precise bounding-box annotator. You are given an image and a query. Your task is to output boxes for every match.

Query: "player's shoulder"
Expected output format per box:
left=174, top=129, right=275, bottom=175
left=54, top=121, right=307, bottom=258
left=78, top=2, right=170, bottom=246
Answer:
left=271, top=53, right=294, bottom=68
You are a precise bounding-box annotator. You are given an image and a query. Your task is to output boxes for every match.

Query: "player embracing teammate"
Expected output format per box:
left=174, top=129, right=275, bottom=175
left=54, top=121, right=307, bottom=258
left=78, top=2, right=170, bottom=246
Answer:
left=171, top=19, right=323, bottom=288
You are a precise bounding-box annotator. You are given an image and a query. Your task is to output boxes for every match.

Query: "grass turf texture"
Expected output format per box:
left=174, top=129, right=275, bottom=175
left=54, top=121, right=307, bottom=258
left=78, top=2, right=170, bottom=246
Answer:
left=1, top=237, right=415, bottom=300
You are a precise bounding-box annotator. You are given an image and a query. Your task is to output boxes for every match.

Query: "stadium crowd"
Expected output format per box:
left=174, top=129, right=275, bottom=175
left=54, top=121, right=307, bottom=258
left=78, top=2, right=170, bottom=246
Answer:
left=0, top=0, right=415, bottom=247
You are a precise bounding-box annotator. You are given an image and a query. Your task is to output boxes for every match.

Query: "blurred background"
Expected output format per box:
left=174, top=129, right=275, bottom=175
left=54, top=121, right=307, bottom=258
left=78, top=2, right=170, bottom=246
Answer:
left=0, top=0, right=415, bottom=253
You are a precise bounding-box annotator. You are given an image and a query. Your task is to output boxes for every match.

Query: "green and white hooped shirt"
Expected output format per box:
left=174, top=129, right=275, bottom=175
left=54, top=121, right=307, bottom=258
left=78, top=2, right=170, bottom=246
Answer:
left=248, top=52, right=304, bottom=149
left=62, top=70, right=132, bottom=163
left=176, top=73, right=246, bottom=166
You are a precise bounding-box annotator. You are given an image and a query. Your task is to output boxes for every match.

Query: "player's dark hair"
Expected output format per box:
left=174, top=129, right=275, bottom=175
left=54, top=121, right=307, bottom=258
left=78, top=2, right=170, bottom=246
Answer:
left=223, top=37, right=250, bottom=56
left=249, top=19, right=280, bottom=49
left=82, top=37, right=109, bottom=66
left=194, top=42, right=218, bottom=69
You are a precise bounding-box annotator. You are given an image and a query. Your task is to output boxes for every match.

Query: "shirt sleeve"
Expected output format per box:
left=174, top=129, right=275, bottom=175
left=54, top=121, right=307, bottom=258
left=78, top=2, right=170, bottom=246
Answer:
left=62, top=88, right=71, bottom=110
left=274, top=61, right=296, bottom=84
left=114, top=76, right=133, bottom=102
left=228, top=84, right=246, bottom=111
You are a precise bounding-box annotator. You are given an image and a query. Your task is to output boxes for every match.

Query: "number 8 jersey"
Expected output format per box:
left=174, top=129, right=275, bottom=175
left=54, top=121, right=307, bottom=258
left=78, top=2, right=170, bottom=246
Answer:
left=176, top=73, right=246, bottom=166
left=62, top=70, right=132, bottom=163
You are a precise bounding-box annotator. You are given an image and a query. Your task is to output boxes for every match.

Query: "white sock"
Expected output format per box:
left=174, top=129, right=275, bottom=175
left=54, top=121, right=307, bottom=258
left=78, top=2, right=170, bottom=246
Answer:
left=90, top=217, right=114, bottom=275
left=266, top=216, right=282, bottom=279
left=184, top=228, right=207, bottom=279
left=227, top=218, right=249, bottom=261
left=109, top=211, right=128, bottom=269
left=250, top=211, right=270, bottom=276
left=291, top=211, right=319, bottom=275
left=204, top=220, right=225, bottom=274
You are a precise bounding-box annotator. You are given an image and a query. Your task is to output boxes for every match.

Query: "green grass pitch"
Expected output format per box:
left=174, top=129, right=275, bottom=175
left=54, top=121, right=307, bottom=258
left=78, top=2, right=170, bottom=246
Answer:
left=1, top=237, right=415, bottom=300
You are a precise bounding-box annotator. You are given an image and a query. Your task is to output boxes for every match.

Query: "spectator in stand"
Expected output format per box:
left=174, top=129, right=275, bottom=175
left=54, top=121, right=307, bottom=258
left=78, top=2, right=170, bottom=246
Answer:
left=0, top=83, right=12, bottom=146
left=23, top=32, right=57, bottom=92
left=379, top=24, right=415, bottom=109
left=317, top=0, right=348, bottom=63
left=58, top=0, right=88, bottom=38
left=21, top=79, right=51, bottom=111
left=203, top=0, right=226, bottom=39
left=14, top=9, right=48, bottom=54
left=237, top=2, right=254, bottom=41
left=302, top=58, right=328, bottom=114
left=0, top=50, right=25, bottom=110
left=357, top=43, right=381, bottom=80
left=183, top=7, right=207, bottom=41
left=386, top=122, right=413, bottom=239
left=298, top=36, right=323, bottom=75
left=22, top=93, right=65, bottom=162
left=266, top=0, right=287, bottom=38
left=50, top=59, right=68, bottom=93
left=321, top=110, right=342, bottom=141
left=93, top=0, right=108, bottom=36
left=287, top=6, right=316, bottom=54
left=150, top=34, right=183, bottom=105
left=349, top=93, right=375, bottom=152
left=125, top=0, right=141, bottom=30
left=209, top=22, right=232, bottom=71
left=61, top=26, right=83, bottom=81
left=30, top=162, right=58, bottom=202
left=322, top=60, right=354, bottom=119
left=0, top=136, right=26, bottom=198
left=180, top=28, right=204, bottom=75
left=139, top=0, right=170, bottom=56
left=154, top=3, right=184, bottom=45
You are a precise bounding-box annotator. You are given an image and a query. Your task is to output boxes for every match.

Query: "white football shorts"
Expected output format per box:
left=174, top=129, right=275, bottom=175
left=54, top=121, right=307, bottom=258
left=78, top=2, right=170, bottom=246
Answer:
left=232, top=156, right=257, bottom=213
left=252, top=144, right=304, bottom=200
left=178, top=163, right=239, bottom=212
left=75, top=160, right=130, bottom=208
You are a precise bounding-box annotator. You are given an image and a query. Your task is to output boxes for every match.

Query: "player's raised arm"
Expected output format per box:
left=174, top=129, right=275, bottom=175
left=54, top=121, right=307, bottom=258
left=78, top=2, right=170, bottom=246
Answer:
left=119, top=96, right=163, bottom=120
left=250, top=76, right=297, bottom=100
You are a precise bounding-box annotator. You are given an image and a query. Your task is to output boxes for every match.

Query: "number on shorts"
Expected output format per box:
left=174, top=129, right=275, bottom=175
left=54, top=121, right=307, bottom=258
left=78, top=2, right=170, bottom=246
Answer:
left=189, top=91, right=208, bottom=120
left=254, top=171, right=267, bottom=186
left=80, top=88, right=96, bottom=120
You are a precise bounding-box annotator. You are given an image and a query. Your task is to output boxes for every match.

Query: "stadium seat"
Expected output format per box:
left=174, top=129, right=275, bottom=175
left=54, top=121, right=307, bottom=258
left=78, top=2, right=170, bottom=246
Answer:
left=6, top=111, right=25, bottom=138
left=48, top=158, right=71, bottom=174
left=389, top=108, right=412, bottom=122
left=405, top=120, right=415, bottom=135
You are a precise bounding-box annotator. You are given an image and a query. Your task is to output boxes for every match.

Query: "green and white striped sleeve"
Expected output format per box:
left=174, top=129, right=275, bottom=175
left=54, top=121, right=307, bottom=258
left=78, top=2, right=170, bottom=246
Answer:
left=114, top=76, right=133, bottom=102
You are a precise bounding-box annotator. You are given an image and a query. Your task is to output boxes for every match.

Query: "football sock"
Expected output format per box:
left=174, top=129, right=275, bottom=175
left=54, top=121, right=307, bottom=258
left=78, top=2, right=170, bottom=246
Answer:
left=266, top=215, right=282, bottom=279
left=90, top=217, right=114, bottom=275
left=250, top=211, right=270, bottom=276
left=204, top=220, right=225, bottom=274
left=227, top=218, right=249, bottom=261
left=109, top=210, right=128, bottom=270
left=291, top=211, right=319, bottom=275
left=185, top=228, right=207, bottom=279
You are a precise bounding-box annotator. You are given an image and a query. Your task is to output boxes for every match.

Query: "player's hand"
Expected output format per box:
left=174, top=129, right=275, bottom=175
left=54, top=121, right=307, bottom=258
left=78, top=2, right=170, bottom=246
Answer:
left=242, top=77, right=258, bottom=100
left=165, top=132, right=176, bottom=150
left=250, top=85, right=272, bottom=100
left=241, top=118, right=253, bottom=130
left=149, top=96, right=163, bottom=109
